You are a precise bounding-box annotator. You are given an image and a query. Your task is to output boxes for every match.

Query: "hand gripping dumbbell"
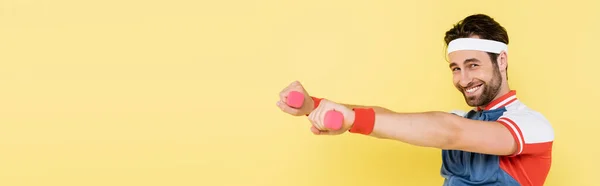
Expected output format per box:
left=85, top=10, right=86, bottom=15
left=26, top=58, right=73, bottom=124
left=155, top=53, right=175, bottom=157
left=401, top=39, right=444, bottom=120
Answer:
left=285, top=91, right=343, bottom=130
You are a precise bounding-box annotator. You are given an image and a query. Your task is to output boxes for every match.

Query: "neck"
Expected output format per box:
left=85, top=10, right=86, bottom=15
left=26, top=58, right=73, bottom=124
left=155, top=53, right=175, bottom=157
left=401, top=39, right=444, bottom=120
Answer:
left=492, top=86, right=511, bottom=103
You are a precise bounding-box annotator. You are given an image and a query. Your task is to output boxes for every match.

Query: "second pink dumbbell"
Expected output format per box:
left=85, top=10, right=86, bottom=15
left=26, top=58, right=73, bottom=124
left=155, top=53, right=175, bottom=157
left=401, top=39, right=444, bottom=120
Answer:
left=286, top=91, right=343, bottom=130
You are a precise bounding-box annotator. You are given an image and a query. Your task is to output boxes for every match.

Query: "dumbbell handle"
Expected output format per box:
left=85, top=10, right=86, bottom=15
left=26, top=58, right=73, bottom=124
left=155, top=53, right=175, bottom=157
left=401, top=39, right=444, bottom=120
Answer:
left=285, top=91, right=343, bottom=130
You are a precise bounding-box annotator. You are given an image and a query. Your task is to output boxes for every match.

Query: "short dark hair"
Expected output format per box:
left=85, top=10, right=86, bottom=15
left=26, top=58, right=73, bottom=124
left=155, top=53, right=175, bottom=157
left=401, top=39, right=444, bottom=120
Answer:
left=444, top=14, right=509, bottom=76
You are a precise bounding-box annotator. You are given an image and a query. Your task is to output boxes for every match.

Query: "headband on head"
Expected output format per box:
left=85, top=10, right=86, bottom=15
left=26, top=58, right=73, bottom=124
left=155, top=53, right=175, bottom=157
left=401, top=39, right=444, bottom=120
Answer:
left=446, top=38, right=508, bottom=54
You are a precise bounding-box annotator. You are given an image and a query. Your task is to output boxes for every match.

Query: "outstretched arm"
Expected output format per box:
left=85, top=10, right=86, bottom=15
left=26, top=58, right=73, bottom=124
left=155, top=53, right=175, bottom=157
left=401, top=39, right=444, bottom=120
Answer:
left=308, top=99, right=517, bottom=156
left=369, top=111, right=516, bottom=155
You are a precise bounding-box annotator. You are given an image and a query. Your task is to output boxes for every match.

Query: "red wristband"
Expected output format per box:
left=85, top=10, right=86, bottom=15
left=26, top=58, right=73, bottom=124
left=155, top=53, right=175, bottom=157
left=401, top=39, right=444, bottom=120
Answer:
left=311, top=96, right=322, bottom=109
left=305, top=96, right=323, bottom=116
left=349, top=108, right=375, bottom=135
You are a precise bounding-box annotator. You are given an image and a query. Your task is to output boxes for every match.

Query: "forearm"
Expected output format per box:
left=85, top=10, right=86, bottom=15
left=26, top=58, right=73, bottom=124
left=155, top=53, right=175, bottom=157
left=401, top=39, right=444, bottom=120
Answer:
left=342, top=104, right=394, bottom=113
left=366, top=111, right=460, bottom=149
left=310, top=96, right=394, bottom=113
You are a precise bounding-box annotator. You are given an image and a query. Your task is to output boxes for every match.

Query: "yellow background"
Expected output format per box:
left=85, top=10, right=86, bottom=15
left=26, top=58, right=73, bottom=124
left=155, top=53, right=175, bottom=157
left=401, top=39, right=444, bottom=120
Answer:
left=1, top=0, right=597, bottom=185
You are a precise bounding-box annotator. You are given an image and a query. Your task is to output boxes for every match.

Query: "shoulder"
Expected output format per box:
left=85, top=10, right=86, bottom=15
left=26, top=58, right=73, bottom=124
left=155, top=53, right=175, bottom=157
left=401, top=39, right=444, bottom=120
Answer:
left=499, top=101, right=555, bottom=140
left=497, top=100, right=555, bottom=156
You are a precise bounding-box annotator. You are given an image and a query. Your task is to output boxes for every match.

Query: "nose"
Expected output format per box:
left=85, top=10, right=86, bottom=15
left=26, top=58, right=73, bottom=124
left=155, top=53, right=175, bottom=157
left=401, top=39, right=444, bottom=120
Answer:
left=458, top=71, right=472, bottom=88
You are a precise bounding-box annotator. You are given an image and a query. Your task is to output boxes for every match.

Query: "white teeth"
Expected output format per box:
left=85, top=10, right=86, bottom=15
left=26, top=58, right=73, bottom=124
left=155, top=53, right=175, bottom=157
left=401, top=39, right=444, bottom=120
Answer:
left=466, top=85, right=481, bottom=93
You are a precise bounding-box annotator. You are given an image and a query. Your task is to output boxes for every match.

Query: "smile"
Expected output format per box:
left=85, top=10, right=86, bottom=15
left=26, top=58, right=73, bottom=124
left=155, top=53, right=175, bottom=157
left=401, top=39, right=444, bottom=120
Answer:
left=465, top=84, right=482, bottom=94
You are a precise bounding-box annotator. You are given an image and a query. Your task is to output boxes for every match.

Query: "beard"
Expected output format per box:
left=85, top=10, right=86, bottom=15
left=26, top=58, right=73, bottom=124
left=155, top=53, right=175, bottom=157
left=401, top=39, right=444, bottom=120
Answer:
left=457, top=67, right=502, bottom=107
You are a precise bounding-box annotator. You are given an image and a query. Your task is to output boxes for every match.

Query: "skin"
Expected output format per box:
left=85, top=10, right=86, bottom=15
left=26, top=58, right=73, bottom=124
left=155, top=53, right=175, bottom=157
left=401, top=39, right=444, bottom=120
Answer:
left=276, top=36, right=516, bottom=155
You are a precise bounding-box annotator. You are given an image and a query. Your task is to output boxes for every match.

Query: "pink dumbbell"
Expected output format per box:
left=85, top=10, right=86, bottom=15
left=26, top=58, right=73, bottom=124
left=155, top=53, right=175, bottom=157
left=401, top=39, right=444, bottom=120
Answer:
left=286, top=91, right=343, bottom=130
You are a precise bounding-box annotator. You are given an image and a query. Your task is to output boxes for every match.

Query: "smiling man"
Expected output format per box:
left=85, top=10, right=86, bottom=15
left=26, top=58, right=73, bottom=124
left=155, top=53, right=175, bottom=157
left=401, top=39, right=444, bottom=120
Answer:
left=276, top=14, right=555, bottom=185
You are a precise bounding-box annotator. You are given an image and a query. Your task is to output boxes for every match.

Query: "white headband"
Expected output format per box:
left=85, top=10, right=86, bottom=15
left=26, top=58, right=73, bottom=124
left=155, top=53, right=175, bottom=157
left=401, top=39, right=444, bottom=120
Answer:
left=447, top=38, right=508, bottom=54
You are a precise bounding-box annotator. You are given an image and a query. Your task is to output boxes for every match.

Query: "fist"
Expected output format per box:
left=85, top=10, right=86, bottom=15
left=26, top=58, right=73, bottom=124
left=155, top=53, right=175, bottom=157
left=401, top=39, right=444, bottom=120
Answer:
left=308, top=99, right=355, bottom=135
left=276, top=81, right=315, bottom=116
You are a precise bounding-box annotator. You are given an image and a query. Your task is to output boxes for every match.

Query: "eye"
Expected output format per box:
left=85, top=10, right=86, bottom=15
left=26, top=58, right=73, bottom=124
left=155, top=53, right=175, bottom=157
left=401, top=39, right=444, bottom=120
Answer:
left=452, top=67, right=460, bottom=72
left=470, top=64, right=479, bottom=68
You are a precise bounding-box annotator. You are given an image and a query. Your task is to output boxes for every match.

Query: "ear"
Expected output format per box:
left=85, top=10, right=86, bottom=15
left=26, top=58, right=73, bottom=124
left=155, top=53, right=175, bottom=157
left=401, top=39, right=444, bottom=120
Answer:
left=497, top=51, right=508, bottom=73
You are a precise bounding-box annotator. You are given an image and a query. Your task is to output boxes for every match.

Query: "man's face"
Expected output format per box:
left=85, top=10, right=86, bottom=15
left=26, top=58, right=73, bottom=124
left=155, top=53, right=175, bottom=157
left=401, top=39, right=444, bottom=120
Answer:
left=448, top=50, right=502, bottom=107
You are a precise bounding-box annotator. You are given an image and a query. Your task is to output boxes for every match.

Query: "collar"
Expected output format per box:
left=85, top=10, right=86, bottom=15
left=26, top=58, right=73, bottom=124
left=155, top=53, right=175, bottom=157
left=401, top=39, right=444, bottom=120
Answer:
left=476, top=90, right=518, bottom=111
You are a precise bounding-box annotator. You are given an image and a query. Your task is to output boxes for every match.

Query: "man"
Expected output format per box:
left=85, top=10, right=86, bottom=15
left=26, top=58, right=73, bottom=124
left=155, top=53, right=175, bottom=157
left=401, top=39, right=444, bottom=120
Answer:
left=276, top=14, right=554, bottom=186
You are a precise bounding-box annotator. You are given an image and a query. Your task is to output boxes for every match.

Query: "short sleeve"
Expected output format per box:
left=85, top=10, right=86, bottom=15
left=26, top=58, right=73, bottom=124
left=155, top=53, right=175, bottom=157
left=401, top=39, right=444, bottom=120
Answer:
left=496, top=109, right=554, bottom=156
left=449, top=110, right=468, bottom=117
